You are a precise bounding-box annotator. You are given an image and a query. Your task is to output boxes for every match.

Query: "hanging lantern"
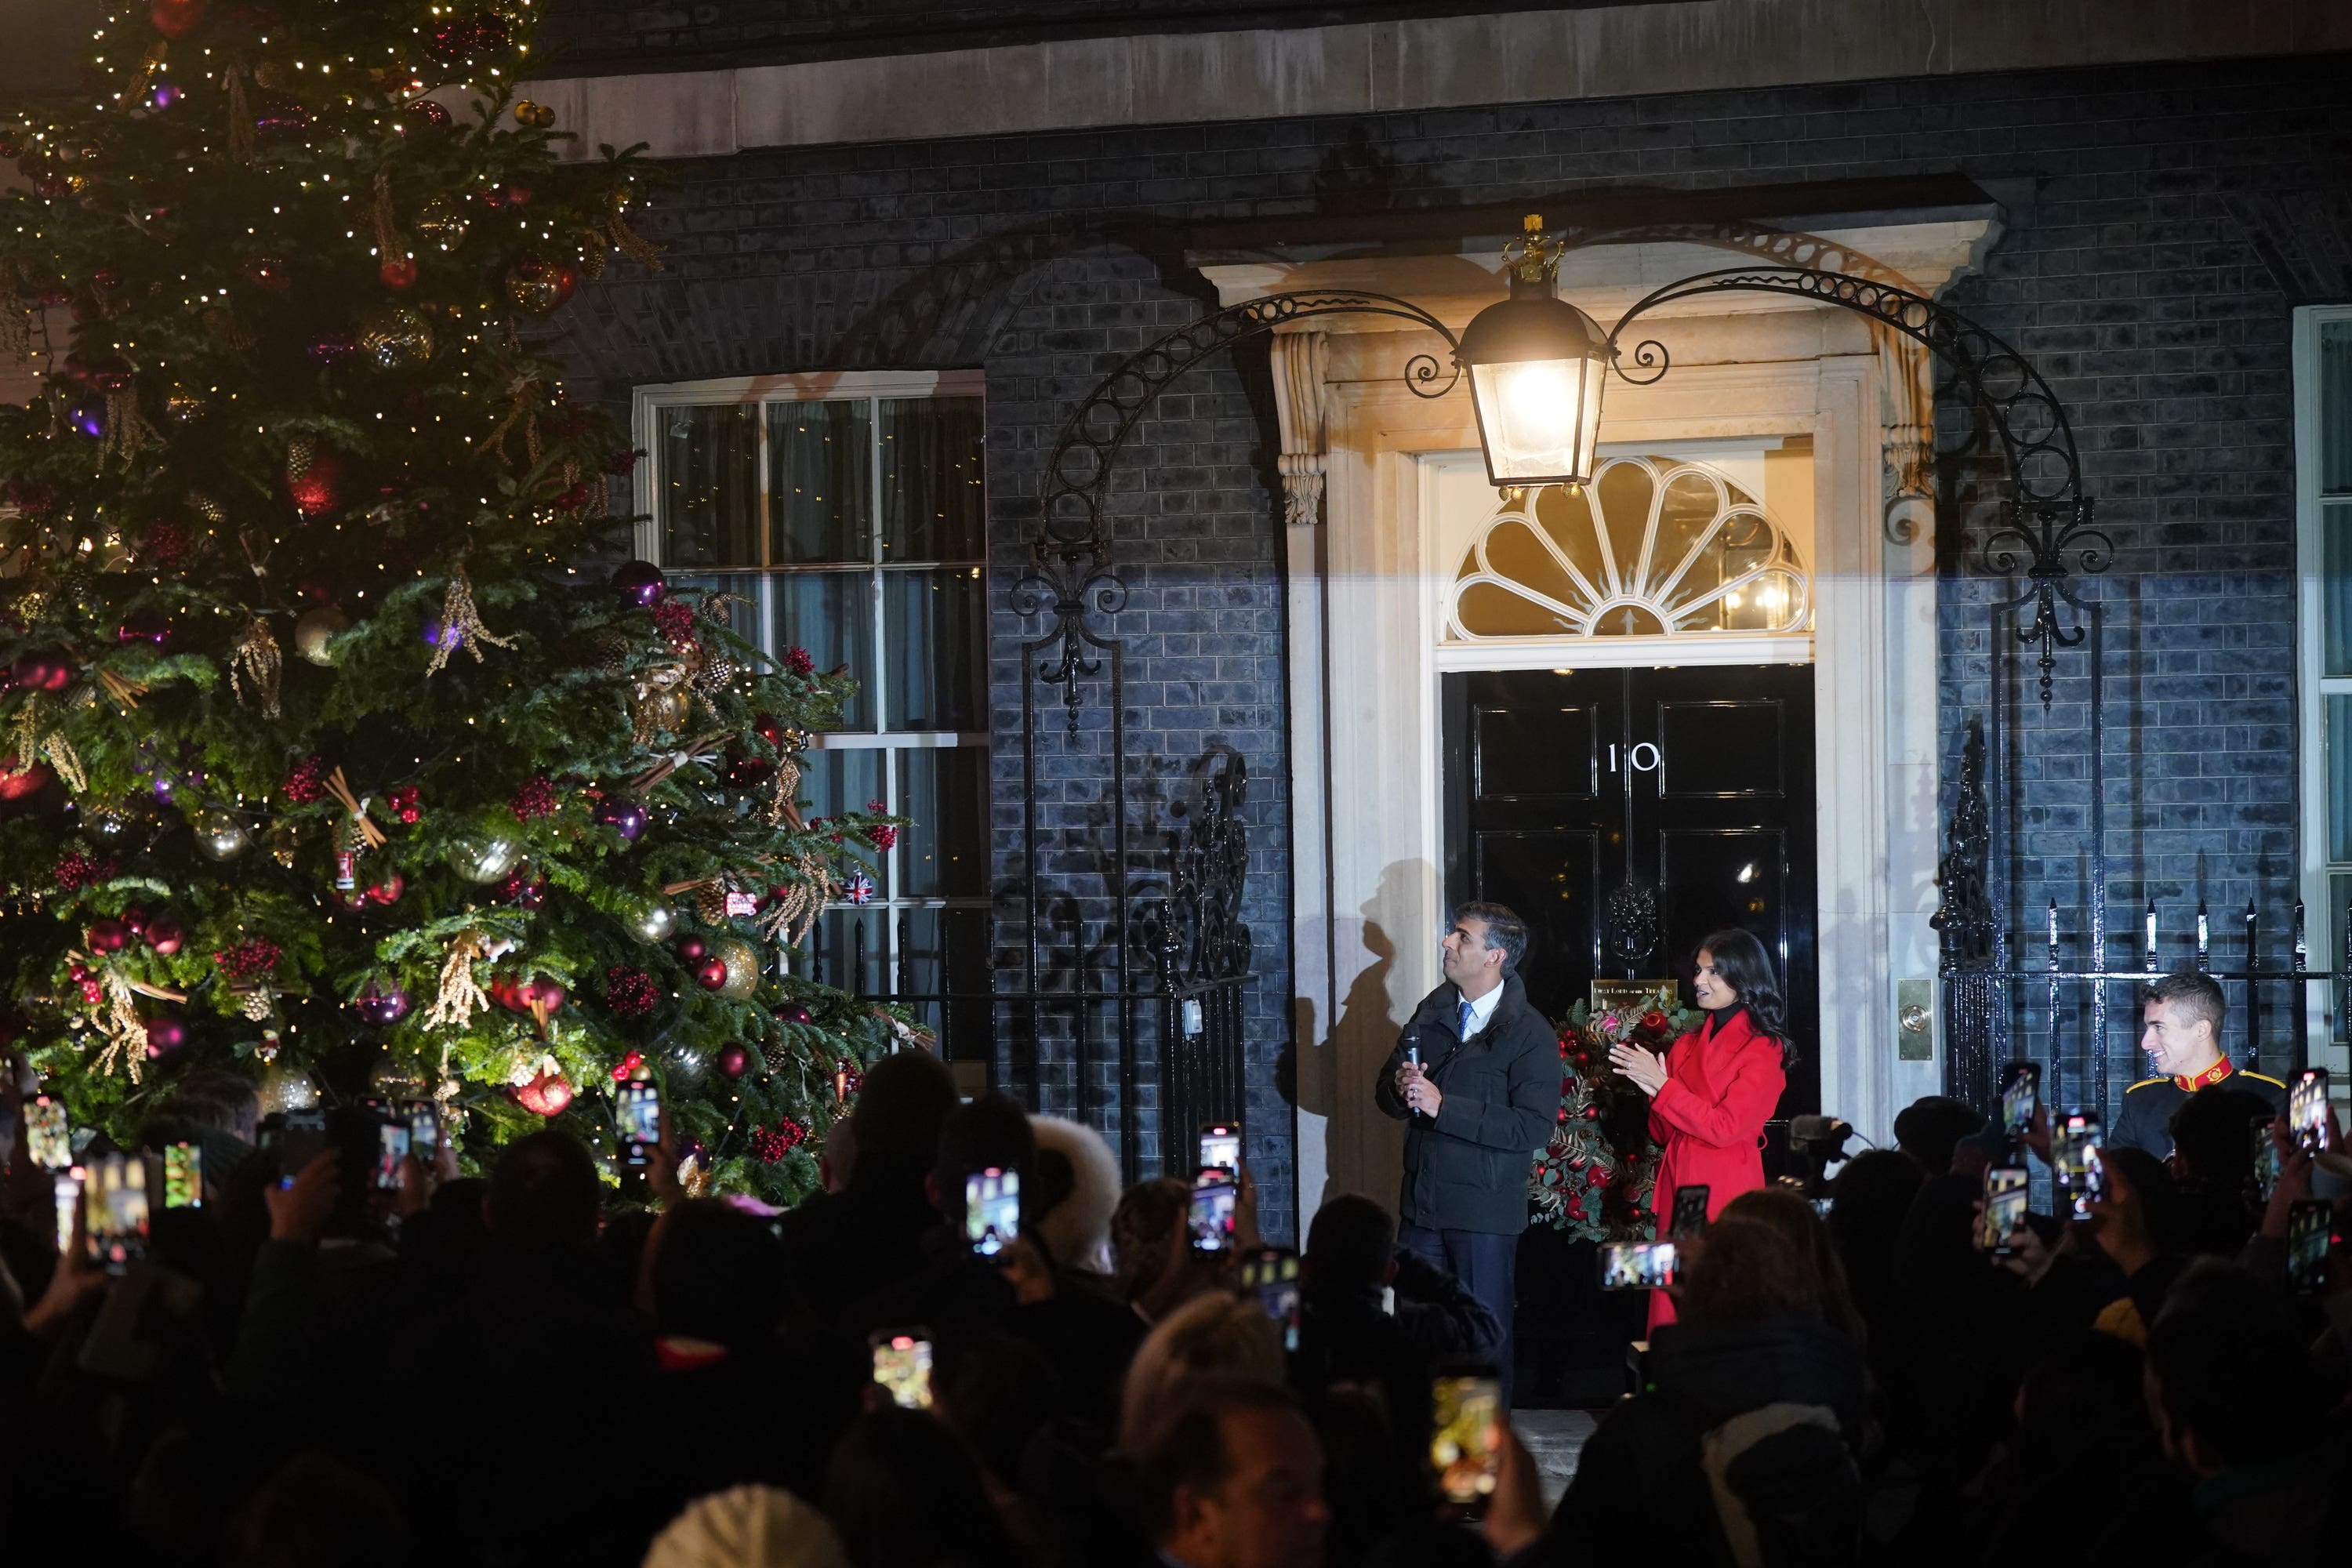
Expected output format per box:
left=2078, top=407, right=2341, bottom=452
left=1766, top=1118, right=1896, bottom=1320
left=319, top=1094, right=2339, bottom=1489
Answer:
left=1456, top=215, right=1616, bottom=488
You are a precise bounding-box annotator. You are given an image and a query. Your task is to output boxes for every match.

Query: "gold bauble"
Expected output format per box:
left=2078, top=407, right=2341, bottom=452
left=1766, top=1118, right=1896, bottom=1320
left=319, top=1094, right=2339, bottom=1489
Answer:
left=270, top=820, right=300, bottom=867
left=368, top=1056, right=430, bottom=1101
left=293, top=605, right=349, bottom=666
left=358, top=307, right=435, bottom=372
left=413, top=198, right=468, bottom=250
left=709, top=935, right=761, bottom=1000
left=631, top=680, right=691, bottom=734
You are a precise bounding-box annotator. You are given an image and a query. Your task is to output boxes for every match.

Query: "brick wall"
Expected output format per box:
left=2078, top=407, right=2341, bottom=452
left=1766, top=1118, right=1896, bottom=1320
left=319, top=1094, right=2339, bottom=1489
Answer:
left=535, top=1, right=1622, bottom=69
left=551, top=51, right=2352, bottom=1236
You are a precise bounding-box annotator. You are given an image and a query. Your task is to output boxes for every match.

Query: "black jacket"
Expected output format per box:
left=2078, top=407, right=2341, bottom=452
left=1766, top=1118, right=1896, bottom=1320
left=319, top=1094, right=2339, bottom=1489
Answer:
left=1374, top=972, right=1559, bottom=1234
left=2111, top=1068, right=2285, bottom=1158
left=1537, top=1313, right=1868, bottom=1568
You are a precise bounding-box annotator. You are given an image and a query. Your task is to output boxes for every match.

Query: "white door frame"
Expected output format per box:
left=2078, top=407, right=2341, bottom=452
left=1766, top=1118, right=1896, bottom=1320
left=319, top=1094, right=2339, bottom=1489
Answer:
left=1285, top=307, right=1946, bottom=1221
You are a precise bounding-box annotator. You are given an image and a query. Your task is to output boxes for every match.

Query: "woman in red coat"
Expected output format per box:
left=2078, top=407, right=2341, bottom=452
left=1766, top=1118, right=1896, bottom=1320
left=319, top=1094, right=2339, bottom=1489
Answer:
left=1609, top=927, right=1790, bottom=1331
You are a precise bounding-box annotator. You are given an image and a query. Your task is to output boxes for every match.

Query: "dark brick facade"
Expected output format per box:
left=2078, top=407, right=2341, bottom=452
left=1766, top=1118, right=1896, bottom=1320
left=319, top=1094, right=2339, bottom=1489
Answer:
left=552, top=51, right=2352, bottom=1240
left=536, top=0, right=1638, bottom=71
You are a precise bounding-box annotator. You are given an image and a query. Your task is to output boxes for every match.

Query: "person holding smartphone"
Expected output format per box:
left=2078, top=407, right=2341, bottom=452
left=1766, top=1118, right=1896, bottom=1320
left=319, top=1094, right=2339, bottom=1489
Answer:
left=1609, top=928, right=1792, bottom=1331
left=1373, top=902, right=1558, bottom=1406
left=2113, top=971, right=2285, bottom=1159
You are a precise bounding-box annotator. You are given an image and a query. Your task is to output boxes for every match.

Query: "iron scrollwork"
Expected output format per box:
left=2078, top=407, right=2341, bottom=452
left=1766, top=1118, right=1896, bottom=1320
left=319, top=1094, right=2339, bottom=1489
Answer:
left=1142, top=755, right=1254, bottom=989
left=1603, top=266, right=2106, bottom=713
left=1023, top=290, right=1465, bottom=731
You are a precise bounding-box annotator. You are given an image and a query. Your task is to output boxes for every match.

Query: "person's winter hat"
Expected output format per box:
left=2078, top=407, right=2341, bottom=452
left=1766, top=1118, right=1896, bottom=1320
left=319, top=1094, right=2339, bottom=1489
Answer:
left=642, top=1486, right=848, bottom=1568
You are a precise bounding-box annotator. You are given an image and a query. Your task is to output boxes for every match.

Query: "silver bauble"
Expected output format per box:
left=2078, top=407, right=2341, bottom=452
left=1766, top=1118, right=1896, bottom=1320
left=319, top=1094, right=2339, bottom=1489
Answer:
left=293, top=605, right=350, bottom=666
left=446, top=833, right=521, bottom=883
left=193, top=807, right=252, bottom=861
left=626, top=901, right=677, bottom=945
left=259, top=1061, right=321, bottom=1115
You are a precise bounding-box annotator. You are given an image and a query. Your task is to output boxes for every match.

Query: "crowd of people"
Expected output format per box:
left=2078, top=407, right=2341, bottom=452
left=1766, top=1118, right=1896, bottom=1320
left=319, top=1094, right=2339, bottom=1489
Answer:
left=1, top=1035, right=2348, bottom=1568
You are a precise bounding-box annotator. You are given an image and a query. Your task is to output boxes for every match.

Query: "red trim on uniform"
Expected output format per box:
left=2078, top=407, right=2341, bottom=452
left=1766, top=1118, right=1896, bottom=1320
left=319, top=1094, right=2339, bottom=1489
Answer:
left=655, top=1337, right=728, bottom=1371
left=2174, top=1058, right=2234, bottom=1093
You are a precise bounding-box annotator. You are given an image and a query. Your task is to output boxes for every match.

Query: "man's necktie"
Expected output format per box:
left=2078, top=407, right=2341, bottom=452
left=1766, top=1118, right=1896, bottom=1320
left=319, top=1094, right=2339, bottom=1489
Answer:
left=1458, top=999, right=1474, bottom=1040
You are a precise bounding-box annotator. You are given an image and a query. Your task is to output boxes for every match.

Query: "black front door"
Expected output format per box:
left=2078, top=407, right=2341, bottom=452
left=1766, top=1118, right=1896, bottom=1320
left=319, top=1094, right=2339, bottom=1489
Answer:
left=1441, top=664, right=1819, bottom=1117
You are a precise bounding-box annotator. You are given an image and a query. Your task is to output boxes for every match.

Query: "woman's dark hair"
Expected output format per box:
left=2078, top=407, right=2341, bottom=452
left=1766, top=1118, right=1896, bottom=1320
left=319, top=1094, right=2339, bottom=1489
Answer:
left=1696, top=926, right=1796, bottom=1065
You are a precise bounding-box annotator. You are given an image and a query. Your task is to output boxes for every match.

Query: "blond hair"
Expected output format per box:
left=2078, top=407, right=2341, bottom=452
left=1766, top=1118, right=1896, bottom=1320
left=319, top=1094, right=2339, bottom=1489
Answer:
left=1119, top=1289, right=1285, bottom=1454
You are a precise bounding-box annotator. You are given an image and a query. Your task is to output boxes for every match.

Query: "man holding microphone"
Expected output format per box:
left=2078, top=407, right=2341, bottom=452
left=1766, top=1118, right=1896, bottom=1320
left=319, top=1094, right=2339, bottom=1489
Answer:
left=1374, top=902, right=1558, bottom=1404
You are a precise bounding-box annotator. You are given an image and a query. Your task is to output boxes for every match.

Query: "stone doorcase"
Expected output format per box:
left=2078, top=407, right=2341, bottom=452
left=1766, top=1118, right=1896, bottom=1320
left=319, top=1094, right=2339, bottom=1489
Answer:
left=1201, top=216, right=1998, bottom=1215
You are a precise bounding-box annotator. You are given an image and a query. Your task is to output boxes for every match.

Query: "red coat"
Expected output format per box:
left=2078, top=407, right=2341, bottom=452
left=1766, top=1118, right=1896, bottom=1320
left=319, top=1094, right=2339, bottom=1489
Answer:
left=1644, top=1006, right=1785, bottom=1330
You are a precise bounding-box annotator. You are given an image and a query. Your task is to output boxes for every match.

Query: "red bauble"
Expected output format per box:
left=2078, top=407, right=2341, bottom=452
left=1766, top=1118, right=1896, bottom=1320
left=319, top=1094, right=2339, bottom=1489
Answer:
left=366, top=870, right=405, bottom=906
left=285, top=448, right=343, bottom=518
left=527, top=978, right=567, bottom=1014
left=775, top=1002, right=813, bottom=1026
left=120, top=906, right=148, bottom=935
left=695, top=956, right=729, bottom=991
left=87, top=917, right=131, bottom=953
left=239, top=255, right=291, bottom=291
left=752, top=713, right=786, bottom=749
left=9, top=648, right=74, bottom=691
left=504, top=183, right=532, bottom=206
left=141, top=1012, right=188, bottom=1058
left=514, top=1069, right=572, bottom=1117
left=675, top=936, right=706, bottom=964
left=144, top=914, right=186, bottom=956
left=0, top=759, right=52, bottom=800
left=150, top=0, right=205, bottom=38
left=716, top=1044, right=750, bottom=1078
left=379, top=256, right=417, bottom=289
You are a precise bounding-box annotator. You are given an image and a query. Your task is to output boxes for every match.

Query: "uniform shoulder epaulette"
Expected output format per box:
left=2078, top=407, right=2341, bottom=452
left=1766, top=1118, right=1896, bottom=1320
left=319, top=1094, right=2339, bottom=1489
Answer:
left=2240, top=1071, right=2287, bottom=1089
left=2125, top=1076, right=2168, bottom=1093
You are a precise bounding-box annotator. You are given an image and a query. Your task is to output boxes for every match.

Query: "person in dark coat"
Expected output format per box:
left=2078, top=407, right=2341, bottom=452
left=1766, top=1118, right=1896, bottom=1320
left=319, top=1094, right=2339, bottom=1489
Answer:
left=1537, top=1217, right=1870, bottom=1568
left=1373, top=901, right=1556, bottom=1405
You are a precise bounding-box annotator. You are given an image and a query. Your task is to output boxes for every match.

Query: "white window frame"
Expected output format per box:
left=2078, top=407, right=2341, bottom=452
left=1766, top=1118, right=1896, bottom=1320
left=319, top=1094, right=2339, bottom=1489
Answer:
left=630, top=369, right=990, bottom=1000
left=2294, top=306, right=2352, bottom=1080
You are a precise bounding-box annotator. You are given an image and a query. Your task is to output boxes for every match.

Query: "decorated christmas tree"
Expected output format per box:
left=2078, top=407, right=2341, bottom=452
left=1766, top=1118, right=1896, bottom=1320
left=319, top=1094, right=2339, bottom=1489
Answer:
left=1530, top=987, right=1693, bottom=1242
left=0, top=0, right=909, bottom=1203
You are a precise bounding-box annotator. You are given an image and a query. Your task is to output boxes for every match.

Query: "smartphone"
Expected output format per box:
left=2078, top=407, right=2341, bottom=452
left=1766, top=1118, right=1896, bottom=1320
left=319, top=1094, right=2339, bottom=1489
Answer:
left=619, top=1080, right=662, bottom=1170
left=1981, top=1165, right=2029, bottom=1256
left=53, top=1169, right=82, bottom=1257
left=162, top=1142, right=202, bottom=1209
left=1199, top=1123, right=1241, bottom=1176
left=86, top=1151, right=150, bottom=1273
left=2285, top=1200, right=2333, bottom=1295
left=1669, top=1184, right=1710, bottom=1240
left=1189, top=1166, right=1237, bottom=1253
left=374, top=1121, right=411, bottom=1190
left=1598, top=1240, right=1678, bottom=1290
left=1238, top=1246, right=1302, bottom=1352
left=869, top=1330, right=934, bottom=1410
left=1429, top=1370, right=1502, bottom=1518
left=965, top=1167, right=1019, bottom=1256
left=2252, top=1116, right=2283, bottom=1200
left=26, top=1095, right=71, bottom=1169
left=408, top=1101, right=441, bottom=1167
left=1998, top=1062, right=2040, bottom=1136
left=276, top=1107, right=328, bottom=1187
left=2290, top=1068, right=2330, bottom=1156
left=2053, top=1111, right=2105, bottom=1221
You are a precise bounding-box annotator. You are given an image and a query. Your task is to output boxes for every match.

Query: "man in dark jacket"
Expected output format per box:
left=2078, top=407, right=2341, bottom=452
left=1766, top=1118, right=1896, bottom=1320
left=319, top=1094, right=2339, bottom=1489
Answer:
left=1373, top=901, right=1555, bottom=1403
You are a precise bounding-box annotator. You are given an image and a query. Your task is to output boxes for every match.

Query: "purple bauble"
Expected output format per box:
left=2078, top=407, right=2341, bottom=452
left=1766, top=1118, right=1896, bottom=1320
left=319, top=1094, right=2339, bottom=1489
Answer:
left=609, top=559, right=667, bottom=608
left=141, top=1012, right=189, bottom=1058
left=354, top=980, right=411, bottom=1026
left=420, top=614, right=464, bottom=651
left=593, top=797, right=648, bottom=842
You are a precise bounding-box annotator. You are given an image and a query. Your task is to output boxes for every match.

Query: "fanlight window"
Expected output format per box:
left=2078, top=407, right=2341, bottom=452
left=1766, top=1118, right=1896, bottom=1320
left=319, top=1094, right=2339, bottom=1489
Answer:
left=1446, top=456, right=1809, bottom=640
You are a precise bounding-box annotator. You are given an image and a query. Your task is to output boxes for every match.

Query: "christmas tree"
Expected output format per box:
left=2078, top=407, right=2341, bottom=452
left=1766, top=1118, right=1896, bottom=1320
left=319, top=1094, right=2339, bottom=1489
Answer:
left=1530, top=988, right=1693, bottom=1242
left=0, top=0, right=910, bottom=1203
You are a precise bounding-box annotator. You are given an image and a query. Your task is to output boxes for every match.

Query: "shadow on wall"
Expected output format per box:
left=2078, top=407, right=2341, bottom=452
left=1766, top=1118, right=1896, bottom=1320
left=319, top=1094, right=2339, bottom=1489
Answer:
left=1298, top=858, right=1434, bottom=1218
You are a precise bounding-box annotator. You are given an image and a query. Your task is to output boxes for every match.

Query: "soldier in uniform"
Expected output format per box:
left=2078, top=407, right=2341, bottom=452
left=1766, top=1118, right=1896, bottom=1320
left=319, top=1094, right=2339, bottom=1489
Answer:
left=2113, top=970, right=2285, bottom=1158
